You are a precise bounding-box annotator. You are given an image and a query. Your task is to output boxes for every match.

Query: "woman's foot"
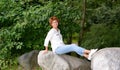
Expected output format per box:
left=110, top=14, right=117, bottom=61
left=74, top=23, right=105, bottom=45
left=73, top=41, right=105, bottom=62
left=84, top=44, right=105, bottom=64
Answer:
left=88, top=49, right=98, bottom=60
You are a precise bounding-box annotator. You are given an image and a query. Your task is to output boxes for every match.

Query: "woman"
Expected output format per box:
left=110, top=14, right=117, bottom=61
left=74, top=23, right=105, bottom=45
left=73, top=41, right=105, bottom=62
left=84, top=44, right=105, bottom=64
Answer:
left=43, top=16, right=97, bottom=60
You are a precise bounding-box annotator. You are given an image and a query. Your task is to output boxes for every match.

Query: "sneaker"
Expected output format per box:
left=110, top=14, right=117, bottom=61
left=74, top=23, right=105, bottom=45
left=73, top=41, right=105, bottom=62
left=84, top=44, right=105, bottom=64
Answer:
left=88, top=49, right=98, bottom=60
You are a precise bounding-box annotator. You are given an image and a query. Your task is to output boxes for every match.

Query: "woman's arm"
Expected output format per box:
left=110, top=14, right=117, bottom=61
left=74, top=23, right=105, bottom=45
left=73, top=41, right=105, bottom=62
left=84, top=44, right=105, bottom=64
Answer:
left=43, top=29, right=53, bottom=54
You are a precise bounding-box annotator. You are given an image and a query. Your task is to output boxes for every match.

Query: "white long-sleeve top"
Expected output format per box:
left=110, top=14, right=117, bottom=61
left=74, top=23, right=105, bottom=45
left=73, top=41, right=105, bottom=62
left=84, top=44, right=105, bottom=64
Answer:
left=44, top=28, right=65, bottom=52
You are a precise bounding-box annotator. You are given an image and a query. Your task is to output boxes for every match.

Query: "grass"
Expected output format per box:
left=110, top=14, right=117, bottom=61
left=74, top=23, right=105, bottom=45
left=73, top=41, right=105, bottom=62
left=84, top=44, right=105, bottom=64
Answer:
left=5, top=64, right=42, bottom=70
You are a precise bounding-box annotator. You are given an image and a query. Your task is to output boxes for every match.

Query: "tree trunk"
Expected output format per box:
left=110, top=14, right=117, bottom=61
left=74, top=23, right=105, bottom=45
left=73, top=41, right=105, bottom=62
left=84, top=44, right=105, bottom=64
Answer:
left=67, top=34, right=72, bottom=44
left=78, top=0, right=86, bottom=46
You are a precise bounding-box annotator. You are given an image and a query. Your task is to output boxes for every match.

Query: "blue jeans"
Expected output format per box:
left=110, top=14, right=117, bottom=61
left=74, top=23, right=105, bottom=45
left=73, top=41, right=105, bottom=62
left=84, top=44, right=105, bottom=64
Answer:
left=55, top=44, right=85, bottom=56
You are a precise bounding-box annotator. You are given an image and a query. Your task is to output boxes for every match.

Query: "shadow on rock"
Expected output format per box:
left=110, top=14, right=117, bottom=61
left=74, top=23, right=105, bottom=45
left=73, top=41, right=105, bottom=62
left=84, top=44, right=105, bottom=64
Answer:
left=18, top=50, right=40, bottom=70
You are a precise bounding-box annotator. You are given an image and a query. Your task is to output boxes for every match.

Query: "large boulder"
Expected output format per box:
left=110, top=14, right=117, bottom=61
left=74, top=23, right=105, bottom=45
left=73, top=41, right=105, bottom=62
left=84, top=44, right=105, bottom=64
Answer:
left=18, top=50, right=40, bottom=70
left=91, top=47, right=120, bottom=70
left=37, top=51, right=91, bottom=70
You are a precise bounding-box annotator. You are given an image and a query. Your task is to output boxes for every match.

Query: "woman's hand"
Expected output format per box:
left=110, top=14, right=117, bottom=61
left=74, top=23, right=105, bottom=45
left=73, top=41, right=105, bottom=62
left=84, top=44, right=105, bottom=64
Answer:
left=43, top=47, right=48, bottom=54
left=43, top=49, right=48, bottom=54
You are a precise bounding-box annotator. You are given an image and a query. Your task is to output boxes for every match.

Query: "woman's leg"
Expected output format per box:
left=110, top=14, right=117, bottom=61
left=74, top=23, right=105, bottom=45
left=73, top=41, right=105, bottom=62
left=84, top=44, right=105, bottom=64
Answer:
left=55, top=44, right=86, bottom=56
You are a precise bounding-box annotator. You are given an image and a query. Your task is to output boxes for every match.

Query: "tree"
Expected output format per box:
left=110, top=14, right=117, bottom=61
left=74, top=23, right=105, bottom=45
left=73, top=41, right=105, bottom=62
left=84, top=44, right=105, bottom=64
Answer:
left=78, top=0, right=86, bottom=45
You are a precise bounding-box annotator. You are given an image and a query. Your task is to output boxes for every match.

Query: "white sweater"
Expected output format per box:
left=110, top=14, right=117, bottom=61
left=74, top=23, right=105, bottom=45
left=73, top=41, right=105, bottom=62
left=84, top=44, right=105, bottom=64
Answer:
left=44, top=28, right=65, bottom=52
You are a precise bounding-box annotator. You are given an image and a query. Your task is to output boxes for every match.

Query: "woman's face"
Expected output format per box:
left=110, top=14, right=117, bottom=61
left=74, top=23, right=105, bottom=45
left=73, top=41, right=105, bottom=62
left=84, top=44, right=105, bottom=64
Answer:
left=51, top=20, right=58, bottom=28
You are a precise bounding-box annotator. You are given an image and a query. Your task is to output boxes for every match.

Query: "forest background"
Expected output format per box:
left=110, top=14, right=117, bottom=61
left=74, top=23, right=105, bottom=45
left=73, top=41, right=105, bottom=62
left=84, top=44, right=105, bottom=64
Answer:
left=0, top=0, right=120, bottom=70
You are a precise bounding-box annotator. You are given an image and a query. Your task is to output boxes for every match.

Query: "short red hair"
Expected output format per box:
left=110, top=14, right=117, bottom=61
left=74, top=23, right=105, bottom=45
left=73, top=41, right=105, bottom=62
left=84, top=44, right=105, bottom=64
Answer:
left=49, top=16, right=59, bottom=26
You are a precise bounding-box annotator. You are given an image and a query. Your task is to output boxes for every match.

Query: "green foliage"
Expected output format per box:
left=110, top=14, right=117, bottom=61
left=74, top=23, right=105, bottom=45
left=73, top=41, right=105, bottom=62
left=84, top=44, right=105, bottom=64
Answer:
left=51, top=0, right=81, bottom=43
left=82, top=0, right=120, bottom=49
left=0, top=0, right=52, bottom=69
left=82, top=24, right=120, bottom=49
left=86, top=0, right=120, bottom=25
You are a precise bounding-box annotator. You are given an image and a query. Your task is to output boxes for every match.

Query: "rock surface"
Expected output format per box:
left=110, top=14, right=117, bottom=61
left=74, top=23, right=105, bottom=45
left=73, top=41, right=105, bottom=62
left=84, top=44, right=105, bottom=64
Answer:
left=91, top=47, right=120, bottom=70
left=38, top=51, right=91, bottom=70
left=18, top=47, right=120, bottom=70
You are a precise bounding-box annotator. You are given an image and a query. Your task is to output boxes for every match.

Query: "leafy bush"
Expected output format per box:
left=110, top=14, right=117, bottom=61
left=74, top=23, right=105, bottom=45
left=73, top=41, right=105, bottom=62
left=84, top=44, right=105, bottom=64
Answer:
left=82, top=24, right=120, bottom=49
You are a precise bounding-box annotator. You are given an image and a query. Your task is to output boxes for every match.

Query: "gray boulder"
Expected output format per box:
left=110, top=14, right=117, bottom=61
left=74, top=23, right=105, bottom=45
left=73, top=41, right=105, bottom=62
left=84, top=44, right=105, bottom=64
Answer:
left=37, top=51, right=91, bottom=70
left=91, top=47, right=120, bottom=70
left=18, top=50, right=40, bottom=70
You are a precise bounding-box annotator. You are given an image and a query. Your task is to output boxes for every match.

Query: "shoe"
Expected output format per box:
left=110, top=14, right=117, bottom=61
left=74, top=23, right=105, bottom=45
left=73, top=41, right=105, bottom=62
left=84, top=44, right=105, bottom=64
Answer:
left=88, top=49, right=98, bottom=60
